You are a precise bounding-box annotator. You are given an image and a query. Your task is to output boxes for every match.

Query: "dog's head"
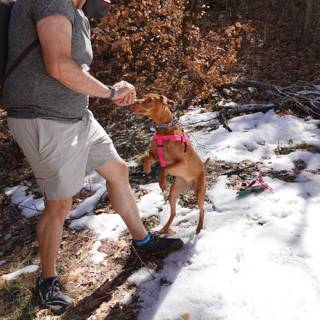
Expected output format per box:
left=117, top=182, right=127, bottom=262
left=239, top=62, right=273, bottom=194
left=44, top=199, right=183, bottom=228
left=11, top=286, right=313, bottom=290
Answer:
left=130, top=93, right=174, bottom=122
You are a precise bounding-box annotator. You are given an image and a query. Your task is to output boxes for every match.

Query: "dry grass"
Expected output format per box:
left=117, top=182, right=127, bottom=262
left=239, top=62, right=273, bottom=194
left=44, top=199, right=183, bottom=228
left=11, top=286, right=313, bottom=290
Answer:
left=0, top=274, right=35, bottom=320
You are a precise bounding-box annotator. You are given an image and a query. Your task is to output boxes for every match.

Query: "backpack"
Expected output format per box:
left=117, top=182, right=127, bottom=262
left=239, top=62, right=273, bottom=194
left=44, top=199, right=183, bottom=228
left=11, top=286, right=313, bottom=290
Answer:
left=0, top=0, right=38, bottom=86
left=0, top=0, right=12, bottom=81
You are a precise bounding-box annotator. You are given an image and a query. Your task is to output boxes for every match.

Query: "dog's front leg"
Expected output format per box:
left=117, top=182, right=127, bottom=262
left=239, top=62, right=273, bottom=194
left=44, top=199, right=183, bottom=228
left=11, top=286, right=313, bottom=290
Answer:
left=143, top=153, right=155, bottom=174
left=159, top=168, right=167, bottom=192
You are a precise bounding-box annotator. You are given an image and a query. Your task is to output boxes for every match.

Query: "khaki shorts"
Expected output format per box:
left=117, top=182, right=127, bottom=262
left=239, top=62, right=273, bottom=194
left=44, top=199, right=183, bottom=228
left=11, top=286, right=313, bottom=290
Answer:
left=8, top=110, right=119, bottom=200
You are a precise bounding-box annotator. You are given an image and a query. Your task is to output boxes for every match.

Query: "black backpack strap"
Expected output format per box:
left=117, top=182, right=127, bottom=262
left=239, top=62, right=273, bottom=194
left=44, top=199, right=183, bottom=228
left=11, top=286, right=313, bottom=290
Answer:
left=1, top=39, right=39, bottom=85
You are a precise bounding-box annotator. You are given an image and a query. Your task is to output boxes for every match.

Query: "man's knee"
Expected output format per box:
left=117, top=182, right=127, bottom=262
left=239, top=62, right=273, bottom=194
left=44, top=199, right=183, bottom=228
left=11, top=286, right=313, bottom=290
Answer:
left=117, top=160, right=129, bottom=178
left=44, top=198, right=72, bottom=219
left=110, top=160, right=129, bottom=184
left=98, top=158, right=129, bottom=183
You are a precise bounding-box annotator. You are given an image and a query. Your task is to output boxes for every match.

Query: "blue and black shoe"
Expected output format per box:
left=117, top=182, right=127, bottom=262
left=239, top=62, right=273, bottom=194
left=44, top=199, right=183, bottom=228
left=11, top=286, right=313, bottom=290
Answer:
left=36, top=274, right=73, bottom=315
left=132, top=232, right=184, bottom=256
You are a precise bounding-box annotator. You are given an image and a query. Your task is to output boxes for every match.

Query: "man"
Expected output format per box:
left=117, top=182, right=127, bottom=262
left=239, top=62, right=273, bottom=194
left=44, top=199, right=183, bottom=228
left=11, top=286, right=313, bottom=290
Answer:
left=3, top=0, right=183, bottom=314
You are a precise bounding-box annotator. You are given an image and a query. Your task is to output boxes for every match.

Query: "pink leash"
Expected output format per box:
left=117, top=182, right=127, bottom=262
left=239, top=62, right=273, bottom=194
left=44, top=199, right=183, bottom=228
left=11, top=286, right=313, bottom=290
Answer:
left=152, top=133, right=190, bottom=167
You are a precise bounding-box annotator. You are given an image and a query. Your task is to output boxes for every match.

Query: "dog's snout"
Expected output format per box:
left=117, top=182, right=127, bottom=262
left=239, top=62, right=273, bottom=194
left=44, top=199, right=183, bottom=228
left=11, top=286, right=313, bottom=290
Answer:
left=130, top=103, right=146, bottom=114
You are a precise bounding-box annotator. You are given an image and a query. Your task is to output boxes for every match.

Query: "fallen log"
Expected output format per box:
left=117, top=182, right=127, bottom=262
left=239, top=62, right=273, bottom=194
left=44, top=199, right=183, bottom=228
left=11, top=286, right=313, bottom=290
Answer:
left=180, top=103, right=276, bottom=131
left=234, top=80, right=320, bottom=118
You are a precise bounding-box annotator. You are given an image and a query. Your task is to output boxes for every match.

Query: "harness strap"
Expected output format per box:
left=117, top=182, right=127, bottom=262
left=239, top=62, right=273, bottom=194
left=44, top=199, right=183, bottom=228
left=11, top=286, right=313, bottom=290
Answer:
left=2, top=39, right=39, bottom=85
left=152, top=133, right=189, bottom=167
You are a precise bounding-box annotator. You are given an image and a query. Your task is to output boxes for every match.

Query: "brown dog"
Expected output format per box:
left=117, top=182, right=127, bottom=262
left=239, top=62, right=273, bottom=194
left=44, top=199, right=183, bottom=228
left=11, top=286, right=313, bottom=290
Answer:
left=131, top=93, right=207, bottom=234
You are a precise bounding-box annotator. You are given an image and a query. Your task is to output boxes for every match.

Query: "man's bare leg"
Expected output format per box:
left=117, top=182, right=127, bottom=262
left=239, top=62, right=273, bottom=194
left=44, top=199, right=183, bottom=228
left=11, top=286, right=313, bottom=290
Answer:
left=37, top=198, right=73, bottom=278
left=96, top=158, right=147, bottom=240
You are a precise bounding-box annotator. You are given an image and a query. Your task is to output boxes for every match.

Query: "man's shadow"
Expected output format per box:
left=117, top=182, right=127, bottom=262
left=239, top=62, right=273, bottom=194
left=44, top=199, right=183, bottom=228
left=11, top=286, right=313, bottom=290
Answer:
left=61, top=248, right=144, bottom=319
left=63, top=236, right=198, bottom=320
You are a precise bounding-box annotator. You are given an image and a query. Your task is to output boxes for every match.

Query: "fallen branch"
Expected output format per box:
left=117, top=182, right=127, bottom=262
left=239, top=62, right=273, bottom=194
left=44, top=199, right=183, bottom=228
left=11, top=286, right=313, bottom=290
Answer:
left=180, top=103, right=276, bottom=128
left=235, top=80, right=320, bottom=118
left=225, top=103, right=276, bottom=116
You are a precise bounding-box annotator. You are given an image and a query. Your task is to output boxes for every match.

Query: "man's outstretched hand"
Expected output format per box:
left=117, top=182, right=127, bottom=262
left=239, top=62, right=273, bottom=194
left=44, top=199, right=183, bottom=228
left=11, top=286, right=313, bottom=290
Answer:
left=111, top=81, right=136, bottom=106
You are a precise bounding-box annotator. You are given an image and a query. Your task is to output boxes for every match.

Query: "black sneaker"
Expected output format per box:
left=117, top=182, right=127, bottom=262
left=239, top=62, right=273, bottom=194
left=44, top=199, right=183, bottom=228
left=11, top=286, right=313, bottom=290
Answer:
left=36, top=274, right=73, bottom=315
left=132, top=232, right=184, bottom=256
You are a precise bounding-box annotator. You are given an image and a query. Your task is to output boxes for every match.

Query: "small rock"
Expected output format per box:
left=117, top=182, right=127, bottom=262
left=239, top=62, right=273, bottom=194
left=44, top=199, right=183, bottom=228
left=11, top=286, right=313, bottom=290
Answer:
left=293, top=159, right=307, bottom=171
left=4, top=234, right=11, bottom=241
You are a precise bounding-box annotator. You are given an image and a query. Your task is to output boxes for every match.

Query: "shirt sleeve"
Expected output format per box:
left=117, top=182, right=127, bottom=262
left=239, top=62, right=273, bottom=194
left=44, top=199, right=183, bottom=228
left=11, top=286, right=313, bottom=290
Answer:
left=33, top=0, right=75, bottom=25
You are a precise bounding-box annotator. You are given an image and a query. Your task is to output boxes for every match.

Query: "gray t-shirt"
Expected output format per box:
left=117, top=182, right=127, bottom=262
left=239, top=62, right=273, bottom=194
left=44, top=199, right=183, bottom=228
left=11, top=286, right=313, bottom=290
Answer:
left=3, top=0, right=93, bottom=121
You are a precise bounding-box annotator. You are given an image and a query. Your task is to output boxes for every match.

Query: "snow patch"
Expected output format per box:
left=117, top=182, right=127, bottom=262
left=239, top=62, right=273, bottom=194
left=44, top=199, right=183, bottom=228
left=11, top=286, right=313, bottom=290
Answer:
left=2, top=265, right=39, bottom=281
left=89, top=240, right=107, bottom=264
left=5, top=110, right=320, bottom=320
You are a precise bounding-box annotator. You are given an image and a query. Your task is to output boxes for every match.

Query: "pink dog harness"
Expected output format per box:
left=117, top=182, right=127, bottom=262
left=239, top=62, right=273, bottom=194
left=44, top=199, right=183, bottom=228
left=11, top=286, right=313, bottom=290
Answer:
left=152, top=133, right=190, bottom=167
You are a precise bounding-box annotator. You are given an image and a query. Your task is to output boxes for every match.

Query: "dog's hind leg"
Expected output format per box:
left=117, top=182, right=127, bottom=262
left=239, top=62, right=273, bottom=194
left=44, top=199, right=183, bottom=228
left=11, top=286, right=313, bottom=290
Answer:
left=160, top=177, right=189, bottom=234
left=194, top=172, right=206, bottom=234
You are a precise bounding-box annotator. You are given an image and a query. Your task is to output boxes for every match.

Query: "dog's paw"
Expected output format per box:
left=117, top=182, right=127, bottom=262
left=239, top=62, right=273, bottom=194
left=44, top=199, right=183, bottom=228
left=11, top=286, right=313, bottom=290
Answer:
left=196, top=225, right=203, bottom=234
left=159, top=226, right=173, bottom=235
left=143, top=165, right=152, bottom=174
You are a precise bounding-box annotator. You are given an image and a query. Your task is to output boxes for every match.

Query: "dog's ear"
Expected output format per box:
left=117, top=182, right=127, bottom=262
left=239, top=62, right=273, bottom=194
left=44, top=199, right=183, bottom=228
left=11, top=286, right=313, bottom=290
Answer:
left=160, top=95, right=168, bottom=104
left=160, top=95, right=175, bottom=109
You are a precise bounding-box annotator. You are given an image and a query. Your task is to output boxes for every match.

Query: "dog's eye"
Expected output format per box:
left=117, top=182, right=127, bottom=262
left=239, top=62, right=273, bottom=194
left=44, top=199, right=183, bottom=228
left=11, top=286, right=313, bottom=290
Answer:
left=147, top=99, right=153, bottom=104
